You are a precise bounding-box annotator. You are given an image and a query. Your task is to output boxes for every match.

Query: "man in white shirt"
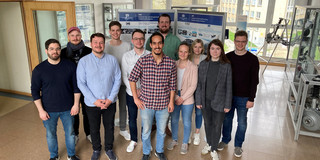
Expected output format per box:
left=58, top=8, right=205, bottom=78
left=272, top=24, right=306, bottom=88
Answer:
left=104, top=21, right=132, bottom=140
left=122, top=29, right=150, bottom=153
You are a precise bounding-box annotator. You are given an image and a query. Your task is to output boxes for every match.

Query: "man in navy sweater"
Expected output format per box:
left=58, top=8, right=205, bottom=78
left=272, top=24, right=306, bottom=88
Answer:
left=31, top=39, right=81, bottom=160
left=217, top=30, right=259, bottom=158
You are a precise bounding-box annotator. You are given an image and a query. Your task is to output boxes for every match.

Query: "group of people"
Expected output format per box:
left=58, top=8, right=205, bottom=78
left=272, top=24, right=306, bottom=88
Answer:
left=31, top=13, right=259, bottom=160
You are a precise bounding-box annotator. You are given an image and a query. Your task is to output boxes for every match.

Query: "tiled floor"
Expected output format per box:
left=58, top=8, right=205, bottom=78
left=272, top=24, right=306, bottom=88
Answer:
left=1, top=66, right=320, bottom=160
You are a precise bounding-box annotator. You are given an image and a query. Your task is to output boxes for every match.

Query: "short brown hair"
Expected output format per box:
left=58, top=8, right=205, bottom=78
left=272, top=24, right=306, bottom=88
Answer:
left=234, top=30, right=248, bottom=40
left=109, top=21, right=122, bottom=29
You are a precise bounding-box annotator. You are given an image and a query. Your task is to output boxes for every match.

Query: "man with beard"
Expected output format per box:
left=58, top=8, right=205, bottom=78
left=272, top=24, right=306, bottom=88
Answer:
left=61, top=27, right=92, bottom=144
left=31, top=39, right=80, bottom=160
left=77, top=33, right=121, bottom=160
left=129, top=32, right=177, bottom=160
left=146, top=13, right=181, bottom=60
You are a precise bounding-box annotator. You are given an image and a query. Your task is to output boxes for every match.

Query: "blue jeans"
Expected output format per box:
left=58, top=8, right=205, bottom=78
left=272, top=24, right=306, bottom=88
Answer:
left=126, top=93, right=138, bottom=142
left=43, top=110, right=75, bottom=158
left=195, top=106, right=203, bottom=129
left=171, top=103, right=193, bottom=144
left=140, top=107, right=169, bottom=155
left=221, top=96, right=249, bottom=147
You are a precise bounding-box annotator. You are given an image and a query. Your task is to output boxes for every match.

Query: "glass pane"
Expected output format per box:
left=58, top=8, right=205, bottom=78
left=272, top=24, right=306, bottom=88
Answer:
left=172, top=0, right=192, bottom=6
left=153, top=0, right=166, bottom=9
left=34, top=10, right=67, bottom=61
left=247, top=27, right=266, bottom=55
left=75, top=4, right=95, bottom=46
left=242, top=0, right=268, bottom=24
left=103, top=4, right=112, bottom=37
left=225, top=26, right=237, bottom=53
left=219, top=0, right=237, bottom=22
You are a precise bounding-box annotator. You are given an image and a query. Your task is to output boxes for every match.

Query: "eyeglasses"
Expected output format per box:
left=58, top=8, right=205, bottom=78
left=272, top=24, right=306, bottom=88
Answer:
left=234, top=40, right=247, bottom=44
left=133, top=38, right=145, bottom=41
left=48, top=48, right=61, bottom=51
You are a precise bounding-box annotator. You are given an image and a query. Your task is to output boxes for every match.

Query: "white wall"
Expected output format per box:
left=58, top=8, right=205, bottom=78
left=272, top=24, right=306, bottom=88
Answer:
left=0, top=2, right=31, bottom=93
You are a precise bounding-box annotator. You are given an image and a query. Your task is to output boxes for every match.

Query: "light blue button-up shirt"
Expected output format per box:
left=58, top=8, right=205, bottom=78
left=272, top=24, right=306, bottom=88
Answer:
left=77, top=52, right=121, bottom=107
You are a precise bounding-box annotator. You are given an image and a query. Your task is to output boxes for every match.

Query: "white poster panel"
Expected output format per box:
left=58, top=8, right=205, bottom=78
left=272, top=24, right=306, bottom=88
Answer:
left=118, top=10, right=175, bottom=44
left=176, top=10, right=226, bottom=54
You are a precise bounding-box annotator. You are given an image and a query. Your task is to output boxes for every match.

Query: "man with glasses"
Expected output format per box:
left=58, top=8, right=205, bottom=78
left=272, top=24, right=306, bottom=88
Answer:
left=217, top=30, right=260, bottom=158
left=122, top=29, right=151, bottom=153
left=31, top=39, right=80, bottom=160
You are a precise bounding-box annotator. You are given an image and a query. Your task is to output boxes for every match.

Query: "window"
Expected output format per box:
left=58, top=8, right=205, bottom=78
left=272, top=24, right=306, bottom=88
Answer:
left=251, top=0, right=256, bottom=6
left=246, top=0, right=250, bottom=5
left=258, top=0, right=262, bottom=6
left=256, top=12, right=261, bottom=19
left=153, top=0, right=166, bottom=9
left=75, top=4, right=95, bottom=46
left=232, top=8, right=235, bottom=14
left=250, top=11, right=254, bottom=18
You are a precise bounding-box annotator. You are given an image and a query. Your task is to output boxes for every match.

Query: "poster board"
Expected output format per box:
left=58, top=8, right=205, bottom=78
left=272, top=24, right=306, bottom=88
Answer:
left=176, top=10, right=226, bottom=54
left=117, top=9, right=176, bottom=43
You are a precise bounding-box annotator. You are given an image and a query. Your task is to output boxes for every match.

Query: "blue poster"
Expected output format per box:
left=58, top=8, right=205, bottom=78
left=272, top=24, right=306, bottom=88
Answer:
left=118, top=10, right=175, bottom=43
left=176, top=11, right=226, bottom=53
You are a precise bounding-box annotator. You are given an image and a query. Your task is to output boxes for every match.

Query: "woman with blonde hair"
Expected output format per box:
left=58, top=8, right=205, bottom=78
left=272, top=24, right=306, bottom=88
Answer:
left=190, top=39, right=206, bottom=145
left=167, top=42, right=198, bottom=154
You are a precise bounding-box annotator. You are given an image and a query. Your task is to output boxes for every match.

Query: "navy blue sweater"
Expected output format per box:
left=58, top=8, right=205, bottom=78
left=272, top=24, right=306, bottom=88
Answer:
left=226, top=51, right=259, bottom=102
left=31, top=59, right=80, bottom=112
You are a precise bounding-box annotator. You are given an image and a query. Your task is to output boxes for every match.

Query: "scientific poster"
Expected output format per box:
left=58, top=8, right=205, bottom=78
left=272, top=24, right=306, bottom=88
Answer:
left=176, top=10, right=226, bottom=53
left=118, top=10, right=175, bottom=43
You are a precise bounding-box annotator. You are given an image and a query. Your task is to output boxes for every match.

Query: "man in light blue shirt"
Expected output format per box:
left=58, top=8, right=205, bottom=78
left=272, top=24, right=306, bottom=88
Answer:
left=77, top=33, right=121, bottom=160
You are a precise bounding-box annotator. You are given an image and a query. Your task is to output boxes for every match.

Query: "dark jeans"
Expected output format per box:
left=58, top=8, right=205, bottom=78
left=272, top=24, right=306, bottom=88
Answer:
left=126, top=93, right=138, bottom=142
left=86, top=103, right=116, bottom=151
left=74, top=95, right=90, bottom=136
left=202, top=99, right=225, bottom=151
left=221, top=96, right=249, bottom=147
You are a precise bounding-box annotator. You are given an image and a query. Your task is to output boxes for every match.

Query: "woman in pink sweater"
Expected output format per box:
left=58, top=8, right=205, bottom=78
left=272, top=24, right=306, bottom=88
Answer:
left=167, top=42, right=198, bottom=154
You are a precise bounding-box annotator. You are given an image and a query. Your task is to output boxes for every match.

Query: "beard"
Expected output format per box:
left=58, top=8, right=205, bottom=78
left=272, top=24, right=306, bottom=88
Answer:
left=160, top=27, right=170, bottom=34
left=47, top=53, right=60, bottom=61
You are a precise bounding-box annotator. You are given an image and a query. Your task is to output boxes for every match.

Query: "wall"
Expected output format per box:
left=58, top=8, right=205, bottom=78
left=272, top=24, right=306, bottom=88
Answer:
left=0, top=2, right=31, bottom=93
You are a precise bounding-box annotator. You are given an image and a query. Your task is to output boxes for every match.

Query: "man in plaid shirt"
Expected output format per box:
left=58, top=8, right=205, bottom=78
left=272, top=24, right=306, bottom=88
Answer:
left=129, top=32, right=177, bottom=160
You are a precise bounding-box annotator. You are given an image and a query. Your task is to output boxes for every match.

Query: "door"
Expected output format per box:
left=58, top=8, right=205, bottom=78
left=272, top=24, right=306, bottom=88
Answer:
left=22, top=1, right=76, bottom=70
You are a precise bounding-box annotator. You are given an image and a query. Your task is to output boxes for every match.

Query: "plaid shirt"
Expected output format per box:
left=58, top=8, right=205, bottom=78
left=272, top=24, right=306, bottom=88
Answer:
left=129, top=53, right=177, bottom=110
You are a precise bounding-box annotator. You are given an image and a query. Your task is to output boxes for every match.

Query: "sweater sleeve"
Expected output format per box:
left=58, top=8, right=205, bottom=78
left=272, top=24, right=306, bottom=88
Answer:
left=249, top=56, right=260, bottom=102
left=31, top=67, right=42, bottom=101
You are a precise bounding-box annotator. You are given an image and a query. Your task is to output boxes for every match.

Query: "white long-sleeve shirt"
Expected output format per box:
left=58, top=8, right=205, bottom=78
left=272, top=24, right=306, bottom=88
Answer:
left=121, top=49, right=150, bottom=96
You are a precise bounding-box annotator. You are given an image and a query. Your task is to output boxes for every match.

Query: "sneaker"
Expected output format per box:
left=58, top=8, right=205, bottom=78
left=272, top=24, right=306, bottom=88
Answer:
left=49, top=156, right=59, bottom=160
left=193, top=133, right=200, bottom=145
left=105, top=150, right=117, bottom=160
left=217, top=142, right=227, bottom=151
left=167, top=140, right=178, bottom=150
left=120, top=130, right=131, bottom=141
left=141, top=154, right=150, bottom=160
left=114, top=118, right=120, bottom=126
left=154, top=151, right=167, bottom=160
left=91, top=150, right=100, bottom=160
left=180, top=143, right=188, bottom=154
left=201, top=143, right=211, bottom=155
left=126, top=141, right=137, bottom=152
left=75, top=135, right=79, bottom=145
left=188, top=136, right=191, bottom=144
left=234, top=147, right=243, bottom=158
left=87, top=135, right=92, bottom=143
left=210, top=150, right=220, bottom=160
left=67, top=155, right=80, bottom=160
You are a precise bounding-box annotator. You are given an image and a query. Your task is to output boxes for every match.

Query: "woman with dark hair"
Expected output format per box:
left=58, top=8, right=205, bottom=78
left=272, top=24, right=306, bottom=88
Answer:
left=167, top=42, right=198, bottom=154
left=195, top=39, right=232, bottom=160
